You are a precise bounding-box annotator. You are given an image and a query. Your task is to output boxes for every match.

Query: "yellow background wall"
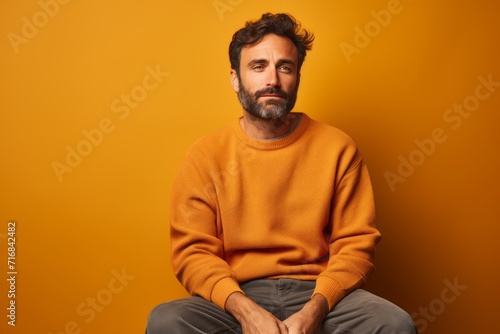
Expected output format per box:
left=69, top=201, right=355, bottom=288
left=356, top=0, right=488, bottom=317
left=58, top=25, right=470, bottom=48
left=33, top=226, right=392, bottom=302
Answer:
left=1, top=1, right=498, bottom=333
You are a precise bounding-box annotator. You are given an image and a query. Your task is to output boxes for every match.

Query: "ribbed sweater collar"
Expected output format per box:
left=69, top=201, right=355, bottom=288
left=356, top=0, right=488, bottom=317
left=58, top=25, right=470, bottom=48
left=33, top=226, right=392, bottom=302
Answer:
left=232, top=112, right=310, bottom=150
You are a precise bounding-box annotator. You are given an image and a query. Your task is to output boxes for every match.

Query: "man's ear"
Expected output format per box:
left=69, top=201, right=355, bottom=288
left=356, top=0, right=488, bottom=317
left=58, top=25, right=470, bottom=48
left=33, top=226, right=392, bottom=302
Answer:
left=230, top=69, right=240, bottom=93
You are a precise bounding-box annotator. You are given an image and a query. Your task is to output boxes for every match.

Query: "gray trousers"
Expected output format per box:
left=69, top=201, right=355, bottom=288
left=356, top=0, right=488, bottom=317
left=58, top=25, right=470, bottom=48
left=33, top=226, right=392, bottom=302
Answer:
left=146, top=279, right=417, bottom=334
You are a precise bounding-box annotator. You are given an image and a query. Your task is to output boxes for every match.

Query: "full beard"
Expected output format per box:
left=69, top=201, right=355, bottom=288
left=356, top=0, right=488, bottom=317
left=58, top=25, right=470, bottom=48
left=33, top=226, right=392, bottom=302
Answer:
left=237, top=79, right=298, bottom=121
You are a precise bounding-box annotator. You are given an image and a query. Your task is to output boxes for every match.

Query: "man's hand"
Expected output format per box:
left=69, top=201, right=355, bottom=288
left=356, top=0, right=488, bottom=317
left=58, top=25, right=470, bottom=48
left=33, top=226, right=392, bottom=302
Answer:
left=226, top=292, right=289, bottom=334
left=283, top=294, right=329, bottom=334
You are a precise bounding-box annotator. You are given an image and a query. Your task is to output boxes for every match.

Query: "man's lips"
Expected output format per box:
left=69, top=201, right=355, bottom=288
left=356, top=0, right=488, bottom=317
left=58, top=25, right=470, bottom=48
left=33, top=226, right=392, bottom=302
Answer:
left=259, top=94, right=285, bottom=98
left=256, top=88, right=288, bottom=99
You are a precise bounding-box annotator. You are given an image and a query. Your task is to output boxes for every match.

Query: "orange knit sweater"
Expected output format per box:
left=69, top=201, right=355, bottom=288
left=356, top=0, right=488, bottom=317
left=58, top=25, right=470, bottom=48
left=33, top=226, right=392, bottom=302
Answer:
left=170, top=113, right=381, bottom=310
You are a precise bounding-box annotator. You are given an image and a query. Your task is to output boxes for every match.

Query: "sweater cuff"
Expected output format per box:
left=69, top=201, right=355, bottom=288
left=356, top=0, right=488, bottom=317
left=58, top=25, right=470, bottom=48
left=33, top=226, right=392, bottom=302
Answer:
left=211, top=276, right=244, bottom=310
left=313, top=276, right=349, bottom=310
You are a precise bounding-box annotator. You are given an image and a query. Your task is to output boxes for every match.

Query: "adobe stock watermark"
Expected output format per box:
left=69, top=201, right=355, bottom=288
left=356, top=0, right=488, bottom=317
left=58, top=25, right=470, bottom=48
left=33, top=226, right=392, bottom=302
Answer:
left=340, top=0, right=412, bottom=63
left=51, top=64, right=169, bottom=182
left=7, top=0, right=72, bottom=54
left=411, top=277, right=467, bottom=333
left=385, top=73, right=499, bottom=192
left=213, top=0, right=243, bottom=21
left=47, top=268, right=135, bottom=334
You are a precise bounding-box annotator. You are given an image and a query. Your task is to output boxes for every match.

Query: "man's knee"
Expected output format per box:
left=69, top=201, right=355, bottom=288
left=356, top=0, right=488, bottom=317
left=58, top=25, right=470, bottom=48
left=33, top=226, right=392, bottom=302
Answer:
left=339, top=290, right=417, bottom=334
left=146, top=301, right=185, bottom=334
left=146, top=297, right=240, bottom=334
left=370, top=300, right=417, bottom=334
left=384, top=308, right=417, bottom=334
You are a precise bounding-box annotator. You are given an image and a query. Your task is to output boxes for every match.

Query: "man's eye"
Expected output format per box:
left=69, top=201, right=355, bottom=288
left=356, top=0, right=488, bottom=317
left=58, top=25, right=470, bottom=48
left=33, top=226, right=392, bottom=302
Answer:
left=253, top=65, right=265, bottom=70
left=279, top=65, right=292, bottom=72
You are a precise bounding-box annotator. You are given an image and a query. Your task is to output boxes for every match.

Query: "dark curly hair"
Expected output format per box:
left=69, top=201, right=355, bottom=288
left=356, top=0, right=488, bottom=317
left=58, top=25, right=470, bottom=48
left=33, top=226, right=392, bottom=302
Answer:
left=229, top=13, right=314, bottom=74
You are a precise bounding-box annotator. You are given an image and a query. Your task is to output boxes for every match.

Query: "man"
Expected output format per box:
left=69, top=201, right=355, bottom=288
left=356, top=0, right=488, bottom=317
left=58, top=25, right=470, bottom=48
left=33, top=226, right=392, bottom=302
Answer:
left=147, top=13, right=416, bottom=334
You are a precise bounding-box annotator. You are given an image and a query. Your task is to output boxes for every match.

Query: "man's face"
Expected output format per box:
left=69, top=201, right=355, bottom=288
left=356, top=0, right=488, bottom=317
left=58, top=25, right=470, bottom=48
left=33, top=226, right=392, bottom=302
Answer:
left=231, top=34, right=300, bottom=120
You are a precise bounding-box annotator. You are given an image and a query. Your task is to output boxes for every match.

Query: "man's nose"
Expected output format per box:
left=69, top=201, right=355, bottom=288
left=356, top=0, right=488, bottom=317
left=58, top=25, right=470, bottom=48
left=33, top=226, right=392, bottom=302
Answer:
left=265, top=67, right=280, bottom=87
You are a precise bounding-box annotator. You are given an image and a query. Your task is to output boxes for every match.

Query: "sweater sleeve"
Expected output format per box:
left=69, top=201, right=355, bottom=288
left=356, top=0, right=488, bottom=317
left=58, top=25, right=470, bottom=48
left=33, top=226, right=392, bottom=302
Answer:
left=313, top=150, right=381, bottom=310
left=169, top=153, right=244, bottom=310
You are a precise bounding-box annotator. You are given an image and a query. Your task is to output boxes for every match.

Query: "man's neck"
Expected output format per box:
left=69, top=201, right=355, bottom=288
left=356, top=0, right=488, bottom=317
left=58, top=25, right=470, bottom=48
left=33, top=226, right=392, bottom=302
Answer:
left=240, top=111, right=299, bottom=140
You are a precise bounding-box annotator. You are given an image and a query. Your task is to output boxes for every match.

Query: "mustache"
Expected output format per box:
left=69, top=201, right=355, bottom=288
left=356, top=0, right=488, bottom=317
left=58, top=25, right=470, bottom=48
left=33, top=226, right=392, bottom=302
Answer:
left=254, top=87, right=288, bottom=99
